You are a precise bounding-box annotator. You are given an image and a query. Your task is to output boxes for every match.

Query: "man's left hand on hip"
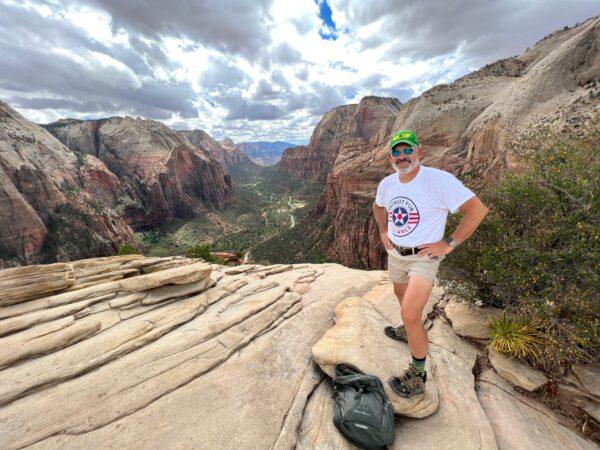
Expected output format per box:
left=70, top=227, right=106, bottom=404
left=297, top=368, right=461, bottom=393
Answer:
left=417, top=241, right=453, bottom=258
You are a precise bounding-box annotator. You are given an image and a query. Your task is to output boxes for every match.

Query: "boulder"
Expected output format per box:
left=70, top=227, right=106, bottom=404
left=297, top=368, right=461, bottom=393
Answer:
left=571, top=365, right=600, bottom=398
left=488, top=347, right=548, bottom=391
left=444, top=299, right=503, bottom=339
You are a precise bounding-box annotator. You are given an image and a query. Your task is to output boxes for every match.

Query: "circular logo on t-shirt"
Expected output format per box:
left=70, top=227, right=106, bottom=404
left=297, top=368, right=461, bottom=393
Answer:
left=387, top=197, right=420, bottom=236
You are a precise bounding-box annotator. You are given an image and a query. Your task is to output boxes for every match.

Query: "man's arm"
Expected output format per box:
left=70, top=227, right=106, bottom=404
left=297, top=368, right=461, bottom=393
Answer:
left=372, top=203, right=393, bottom=250
left=448, top=196, right=489, bottom=245
left=417, top=196, right=489, bottom=257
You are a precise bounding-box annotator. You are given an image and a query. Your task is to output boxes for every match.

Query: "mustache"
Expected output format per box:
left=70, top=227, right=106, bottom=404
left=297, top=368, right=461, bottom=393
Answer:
left=394, top=158, right=411, bottom=163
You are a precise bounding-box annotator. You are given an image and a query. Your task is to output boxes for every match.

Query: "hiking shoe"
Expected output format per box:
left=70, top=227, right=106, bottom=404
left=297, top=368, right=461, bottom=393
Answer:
left=384, top=318, right=433, bottom=342
left=384, top=324, right=408, bottom=342
left=388, top=365, right=427, bottom=398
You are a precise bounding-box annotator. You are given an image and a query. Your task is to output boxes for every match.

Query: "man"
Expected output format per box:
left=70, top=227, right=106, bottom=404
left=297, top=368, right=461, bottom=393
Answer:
left=372, top=129, right=489, bottom=398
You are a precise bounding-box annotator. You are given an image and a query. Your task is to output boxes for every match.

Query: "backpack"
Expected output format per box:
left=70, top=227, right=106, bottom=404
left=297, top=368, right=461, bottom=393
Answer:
left=331, top=363, right=396, bottom=450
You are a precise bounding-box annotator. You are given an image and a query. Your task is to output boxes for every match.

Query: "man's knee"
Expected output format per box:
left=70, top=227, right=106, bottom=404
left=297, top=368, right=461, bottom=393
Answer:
left=401, top=306, right=420, bottom=328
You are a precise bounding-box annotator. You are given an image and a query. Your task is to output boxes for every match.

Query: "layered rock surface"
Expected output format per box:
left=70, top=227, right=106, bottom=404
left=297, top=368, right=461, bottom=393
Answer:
left=281, top=17, right=600, bottom=268
left=2, top=257, right=594, bottom=449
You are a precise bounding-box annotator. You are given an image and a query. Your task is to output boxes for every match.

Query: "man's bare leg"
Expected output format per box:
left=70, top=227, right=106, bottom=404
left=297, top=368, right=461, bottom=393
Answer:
left=401, top=275, right=434, bottom=358
left=393, top=282, right=408, bottom=308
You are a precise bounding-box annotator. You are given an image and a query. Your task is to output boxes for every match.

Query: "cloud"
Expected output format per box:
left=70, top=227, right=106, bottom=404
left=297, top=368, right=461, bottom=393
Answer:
left=0, top=0, right=598, bottom=144
left=199, top=55, right=250, bottom=91
left=220, top=94, right=286, bottom=121
left=270, top=42, right=303, bottom=65
left=81, top=0, right=274, bottom=58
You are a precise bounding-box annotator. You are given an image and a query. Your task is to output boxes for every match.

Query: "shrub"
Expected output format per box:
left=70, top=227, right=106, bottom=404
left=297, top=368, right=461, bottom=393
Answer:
left=440, top=117, right=600, bottom=369
left=186, top=244, right=217, bottom=263
left=118, top=243, right=139, bottom=255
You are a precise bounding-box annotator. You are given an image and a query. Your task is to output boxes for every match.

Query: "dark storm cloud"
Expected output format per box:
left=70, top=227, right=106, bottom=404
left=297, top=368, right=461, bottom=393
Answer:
left=284, top=82, right=348, bottom=115
left=339, top=0, right=599, bottom=65
left=80, top=0, right=274, bottom=58
left=0, top=41, right=197, bottom=119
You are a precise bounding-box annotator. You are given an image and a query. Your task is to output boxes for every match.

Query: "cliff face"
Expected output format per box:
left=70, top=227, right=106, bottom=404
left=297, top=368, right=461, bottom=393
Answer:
left=293, top=17, right=600, bottom=269
left=45, top=118, right=233, bottom=229
left=0, top=102, right=133, bottom=267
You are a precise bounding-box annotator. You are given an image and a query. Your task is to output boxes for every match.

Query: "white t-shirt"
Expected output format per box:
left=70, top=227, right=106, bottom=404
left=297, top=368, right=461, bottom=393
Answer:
left=375, top=165, right=475, bottom=247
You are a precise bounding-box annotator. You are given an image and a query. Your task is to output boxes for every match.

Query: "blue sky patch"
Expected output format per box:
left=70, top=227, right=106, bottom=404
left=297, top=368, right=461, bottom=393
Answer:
left=316, top=0, right=338, bottom=40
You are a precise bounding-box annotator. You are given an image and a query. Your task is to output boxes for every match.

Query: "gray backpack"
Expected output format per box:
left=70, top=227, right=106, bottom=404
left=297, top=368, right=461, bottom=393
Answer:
left=331, top=363, right=395, bottom=450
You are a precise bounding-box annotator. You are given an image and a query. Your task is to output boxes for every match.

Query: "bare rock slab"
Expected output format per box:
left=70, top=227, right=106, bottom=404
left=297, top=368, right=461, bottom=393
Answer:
left=488, top=347, right=547, bottom=392
left=312, top=296, right=440, bottom=418
left=303, top=291, right=497, bottom=449
left=477, top=369, right=597, bottom=449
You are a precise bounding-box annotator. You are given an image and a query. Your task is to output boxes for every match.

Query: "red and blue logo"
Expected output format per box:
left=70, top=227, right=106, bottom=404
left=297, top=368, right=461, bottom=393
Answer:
left=387, top=197, right=420, bottom=237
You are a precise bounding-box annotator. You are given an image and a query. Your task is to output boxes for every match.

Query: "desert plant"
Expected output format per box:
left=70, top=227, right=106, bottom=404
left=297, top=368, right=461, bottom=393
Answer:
left=118, top=243, right=139, bottom=255
left=489, top=314, right=545, bottom=363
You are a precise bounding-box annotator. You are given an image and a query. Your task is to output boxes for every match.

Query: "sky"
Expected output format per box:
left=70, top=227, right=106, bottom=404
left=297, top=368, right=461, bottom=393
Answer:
left=0, top=1, right=598, bottom=144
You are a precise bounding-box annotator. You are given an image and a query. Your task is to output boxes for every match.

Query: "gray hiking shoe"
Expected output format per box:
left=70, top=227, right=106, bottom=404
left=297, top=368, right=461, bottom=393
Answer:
left=384, top=318, right=432, bottom=342
left=388, top=364, right=427, bottom=398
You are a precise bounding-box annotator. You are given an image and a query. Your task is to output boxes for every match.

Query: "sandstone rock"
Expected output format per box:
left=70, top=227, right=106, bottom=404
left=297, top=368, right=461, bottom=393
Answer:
left=1, top=258, right=590, bottom=449
left=301, top=281, right=497, bottom=449
left=0, top=102, right=134, bottom=267
left=488, top=347, right=548, bottom=391
left=312, top=296, right=440, bottom=418
left=444, top=299, right=504, bottom=339
left=0, top=258, right=383, bottom=448
left=558, top=383, right=600, bottom=423
left=43, top=117, right=233, bottom=230
left=571, top=365, right=600, bottom=398
left=477, top=369, right=596, bottom=449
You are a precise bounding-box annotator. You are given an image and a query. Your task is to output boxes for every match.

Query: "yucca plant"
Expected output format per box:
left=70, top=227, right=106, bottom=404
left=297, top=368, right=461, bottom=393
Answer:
left=489, top=314, right=545, bottom=363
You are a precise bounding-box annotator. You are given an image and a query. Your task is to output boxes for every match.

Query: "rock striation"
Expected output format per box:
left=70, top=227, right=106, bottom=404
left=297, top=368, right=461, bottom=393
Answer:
left=281, top=17, right=600, bottom=269
left=1, top=258, right=594, bottom=449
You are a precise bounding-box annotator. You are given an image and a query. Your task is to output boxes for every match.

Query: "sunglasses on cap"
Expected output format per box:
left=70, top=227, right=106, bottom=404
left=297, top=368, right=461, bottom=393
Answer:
left=390, top=147, right=414, bottom=157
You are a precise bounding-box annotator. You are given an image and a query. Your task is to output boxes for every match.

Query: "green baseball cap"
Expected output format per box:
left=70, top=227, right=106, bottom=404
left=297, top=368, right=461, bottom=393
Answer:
left=389, top=129, right=419, bottom=150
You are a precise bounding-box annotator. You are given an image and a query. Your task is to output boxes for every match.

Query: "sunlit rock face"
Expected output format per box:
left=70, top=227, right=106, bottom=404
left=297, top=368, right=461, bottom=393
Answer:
left=290, top=18, right=600, bottom=269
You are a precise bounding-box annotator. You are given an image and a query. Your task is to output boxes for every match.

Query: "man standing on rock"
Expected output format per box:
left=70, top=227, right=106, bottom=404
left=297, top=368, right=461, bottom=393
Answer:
left=372, top=129, right=489, bottom=398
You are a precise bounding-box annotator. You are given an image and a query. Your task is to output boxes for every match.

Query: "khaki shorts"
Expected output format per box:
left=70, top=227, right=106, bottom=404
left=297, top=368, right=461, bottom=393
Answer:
left=386, top=247, right=441, bottom=284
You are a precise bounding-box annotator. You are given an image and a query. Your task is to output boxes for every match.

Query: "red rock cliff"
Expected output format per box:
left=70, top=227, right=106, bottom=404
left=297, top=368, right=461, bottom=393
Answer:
left=0, top=102, right=133, bottom=267
left=44, top=118, right=233, bottom=229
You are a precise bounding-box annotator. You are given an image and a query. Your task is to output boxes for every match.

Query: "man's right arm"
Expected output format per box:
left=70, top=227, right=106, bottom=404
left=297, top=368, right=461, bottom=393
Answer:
left=372, top=203, right=393, bottom=250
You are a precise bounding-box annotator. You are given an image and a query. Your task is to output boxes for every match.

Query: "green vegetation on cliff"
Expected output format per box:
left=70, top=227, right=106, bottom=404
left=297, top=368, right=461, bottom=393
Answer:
left=440, top=119, right=599, bottom=368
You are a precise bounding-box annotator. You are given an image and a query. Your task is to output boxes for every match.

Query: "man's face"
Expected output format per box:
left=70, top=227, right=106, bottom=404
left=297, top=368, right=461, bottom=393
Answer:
left=389, top=143, right=422, bottom=174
